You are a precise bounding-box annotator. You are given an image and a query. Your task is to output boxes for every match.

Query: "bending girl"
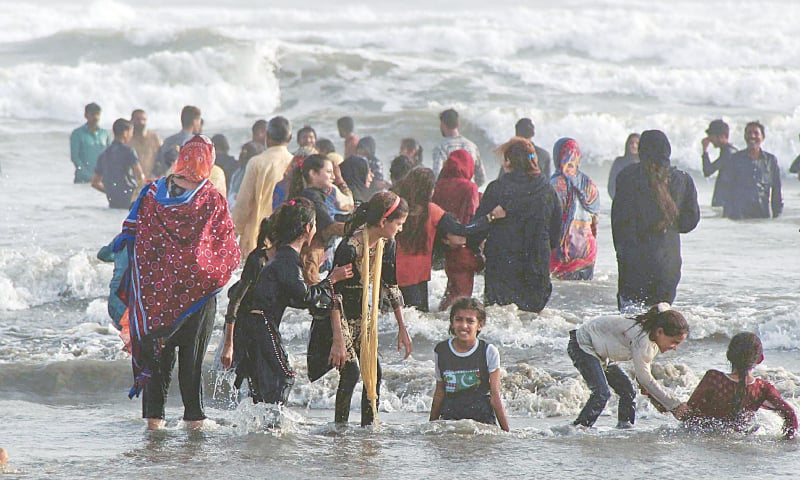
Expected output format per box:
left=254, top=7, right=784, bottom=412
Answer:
left=568, top=304, right=690, bottom=428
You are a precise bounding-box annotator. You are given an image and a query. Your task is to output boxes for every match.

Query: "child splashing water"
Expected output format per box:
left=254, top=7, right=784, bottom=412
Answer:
left=686, top=332, right=797, bottom=439
left=429, top=297, right=510, bottom=431
left=568, top=303, right=690, bottom=428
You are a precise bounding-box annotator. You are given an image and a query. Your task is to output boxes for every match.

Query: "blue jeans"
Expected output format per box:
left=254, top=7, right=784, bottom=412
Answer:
left=568, top=330, right=636, bottom=427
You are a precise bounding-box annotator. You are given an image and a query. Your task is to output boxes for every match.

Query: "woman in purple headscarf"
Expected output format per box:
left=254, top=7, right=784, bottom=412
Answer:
left=549, top=138, right=600, bottom=280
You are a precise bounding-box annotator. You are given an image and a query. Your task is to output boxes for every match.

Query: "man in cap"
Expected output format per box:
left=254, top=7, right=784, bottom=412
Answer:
left=701, top=119, right=738, bottom=208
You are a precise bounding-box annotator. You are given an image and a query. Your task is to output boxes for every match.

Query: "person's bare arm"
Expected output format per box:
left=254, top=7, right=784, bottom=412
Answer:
left=489, top=369, right=510, bottom=431
left=430, top=381, right=445, bottom=421
left=90, top=173, right=105, bottom=193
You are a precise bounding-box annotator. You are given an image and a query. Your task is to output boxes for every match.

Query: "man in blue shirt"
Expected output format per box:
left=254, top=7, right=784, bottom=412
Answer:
left=724, top=121, right=782, bottom=219
left=91, top=118, right=144, bottom=209
left=152, top=105, right=202, bottom=177
left=70, top=102, right=110, bottom=183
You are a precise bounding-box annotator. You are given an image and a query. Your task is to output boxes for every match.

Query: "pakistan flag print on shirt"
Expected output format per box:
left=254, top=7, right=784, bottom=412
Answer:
left=443, top=369, right=482, bottom=393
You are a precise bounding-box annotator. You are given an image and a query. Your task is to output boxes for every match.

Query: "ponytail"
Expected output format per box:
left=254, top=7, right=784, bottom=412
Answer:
left=645, top=162, right=678, bottom=232
left=344, top=191, right=409, bottom=238
left=633, top=303, right=689, bottom=338
left=271, top=197, right=316, bottom=246
left=638, top=129, right=677, bottom=233
left=726, top=332, right=763, bottom=418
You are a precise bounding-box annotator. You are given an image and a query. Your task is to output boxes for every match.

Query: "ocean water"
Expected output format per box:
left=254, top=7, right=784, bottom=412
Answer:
left=1, top=0, right=800, bottom=478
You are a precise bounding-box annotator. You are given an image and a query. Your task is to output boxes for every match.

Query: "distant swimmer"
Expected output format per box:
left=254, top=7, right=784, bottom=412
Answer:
left=612, top=130, right=699, bottom=312
left=337, top=116, right=359, bottom=159
left=91, top=118, right=145, bottom=209
left=70, top=102, right=109, bottom=183
left=567, top=304, right=690, bottom=429
left=700, top=119, right=738, bottom=208
left=723, top=121, right=782, bottom=219
left=432, top=108, right=485, bottom=186
left=152, top=105, right=202, bottom=177
left=515, top=117, right=551, bottom=179
left=128, top=109, right=162, bottom=179
left=430, top=298, right=510, bottom=431
left=607, top=133, right=639, bottom=199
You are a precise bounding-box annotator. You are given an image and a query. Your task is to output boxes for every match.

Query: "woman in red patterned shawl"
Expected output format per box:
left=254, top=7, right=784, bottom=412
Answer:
left=549, top=137, right=600, bottom=280
left=116, top=134, right=240, bottom=430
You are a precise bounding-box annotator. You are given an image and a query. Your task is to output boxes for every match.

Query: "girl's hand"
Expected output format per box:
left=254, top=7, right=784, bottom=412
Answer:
left=329, top=264, right=354, bottom=284
left=490, top=205, right=506, bottom=220
left=220, top=342, right=234, bottom=370
left=397, top=325, right=412, bottom=359
left=329, top=338, right=348, bottom=370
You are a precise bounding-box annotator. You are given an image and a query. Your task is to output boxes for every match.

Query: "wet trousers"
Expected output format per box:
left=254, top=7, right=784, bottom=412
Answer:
left=567, top=330, right=636, bottom=427
left=142, top=297, right=216, bottom=421
left=335, top=359, right=382, bottom=426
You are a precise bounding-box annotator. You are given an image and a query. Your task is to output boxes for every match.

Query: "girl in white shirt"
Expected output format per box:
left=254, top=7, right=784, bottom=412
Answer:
left=567, top=303, right=690, bottom=428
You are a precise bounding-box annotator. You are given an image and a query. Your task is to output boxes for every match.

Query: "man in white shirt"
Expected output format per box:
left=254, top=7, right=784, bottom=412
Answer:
left=432, top=109, right=485, bottom=186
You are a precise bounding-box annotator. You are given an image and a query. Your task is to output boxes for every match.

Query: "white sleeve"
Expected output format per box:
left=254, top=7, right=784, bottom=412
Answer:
left=631, top=337, right=681, bottom=411
left=434, top=352, right=442, bottom=381
left=486, top=344, right=500, bottom=373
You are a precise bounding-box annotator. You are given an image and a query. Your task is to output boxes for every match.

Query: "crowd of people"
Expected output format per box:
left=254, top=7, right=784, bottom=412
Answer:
left=70, top=102, right=796, bottom=439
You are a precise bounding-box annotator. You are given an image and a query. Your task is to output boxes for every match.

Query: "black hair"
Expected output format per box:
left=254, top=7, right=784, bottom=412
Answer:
left=515, top=118, right=535, bottom=138
left=394, top=168, right=434, bottom=254
left=632, top=305, right=689, bottom=339
left=85, top=102, right=101, bottom=114
left=745, top=120, right=766, bottom=138
left=256, top=215, right=276, bottom=249
left=448, top=297, right=487, bottom=335
left=317, top=138, right=336, bottom=155
left=211, top=134, right=230, bottom=153
left=112, top=118, right=132, bottom=137
left=624, top=133, right=640, bottom=156
left=271, top=197, right=316, bottom=246
left=239, top=142, right=259, bottom=168
left=346, top=191, right=409, bottom=235
left=726, top=332, right=763, bottom=416
left=288, top=154, right=331, bottom=199
left=337, top=116, right=354, bottom=134
left=267, top=116, right=292, bottom=143
left=180, top=105, right=201, bottom=128
left=131, top=108, right=145, bottom=118
left=297, top=125, right=317, bottom=144
left=356, top=136, right=377, bottom=157
left=390, top=155, right=414, bottom=184
left=439, top=109, right=459, bottom=130
left=252, top=119, right=267, bottom=134
left=400, top=138, right=423, bottom=165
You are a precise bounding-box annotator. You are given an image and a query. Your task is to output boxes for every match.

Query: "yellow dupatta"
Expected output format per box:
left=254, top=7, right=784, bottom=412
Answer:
left=360, top=228, right=384, bottom=424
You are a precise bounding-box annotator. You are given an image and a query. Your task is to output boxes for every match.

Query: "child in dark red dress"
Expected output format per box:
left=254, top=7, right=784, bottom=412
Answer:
left=686, top=332, right=797, bottom=439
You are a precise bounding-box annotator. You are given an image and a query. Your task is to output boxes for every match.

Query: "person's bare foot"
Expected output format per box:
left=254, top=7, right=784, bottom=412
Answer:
left=146, top=418, right=166, bottom=430
left=186, top=420, right=204, bottom=431
left=0, top=447, right=8, bottom=464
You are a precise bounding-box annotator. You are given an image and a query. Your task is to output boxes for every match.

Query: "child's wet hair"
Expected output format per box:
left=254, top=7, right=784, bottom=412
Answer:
left=448, top=297, right=487, bottom=336
left=271, top=197, right=316, bottom=246
left=633, top=304, right=689, bottom=338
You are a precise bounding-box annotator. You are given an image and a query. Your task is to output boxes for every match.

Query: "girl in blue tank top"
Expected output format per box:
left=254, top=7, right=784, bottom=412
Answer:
left=430, top=297, right=510, bottom=431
